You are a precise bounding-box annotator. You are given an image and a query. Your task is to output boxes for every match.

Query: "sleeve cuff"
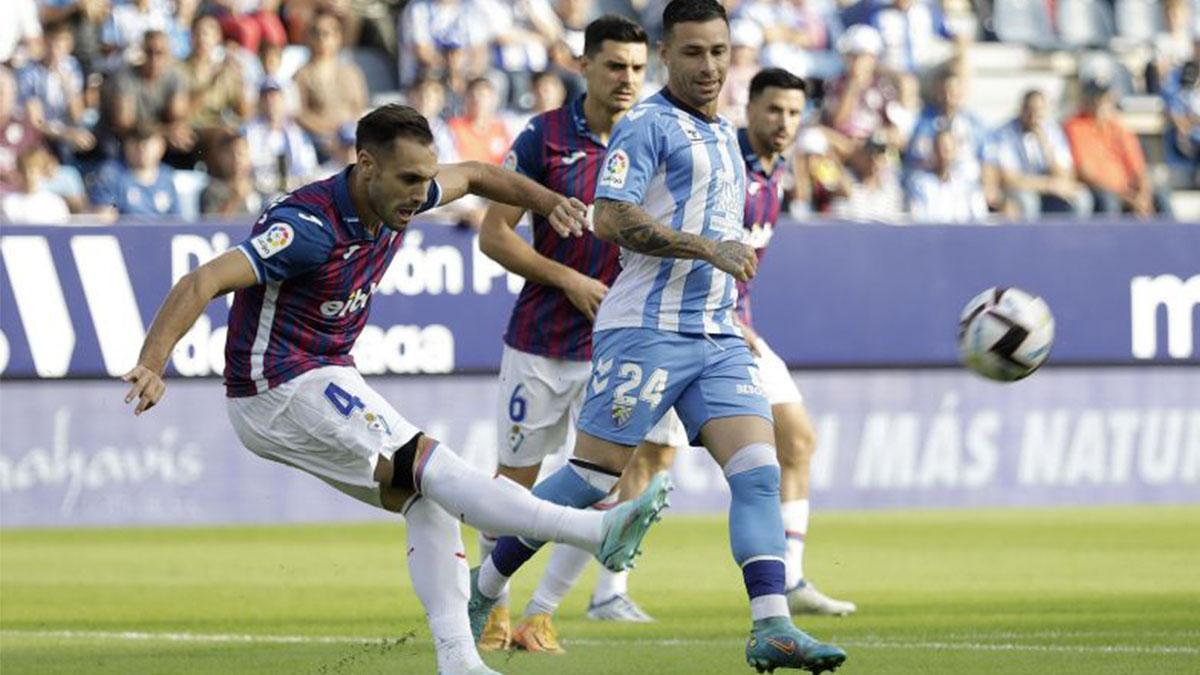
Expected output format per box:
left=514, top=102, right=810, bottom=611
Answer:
left=237, top=243, right=265, bottom=285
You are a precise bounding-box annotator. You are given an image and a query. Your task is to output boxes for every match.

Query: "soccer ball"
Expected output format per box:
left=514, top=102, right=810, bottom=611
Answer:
left=957, top=287, right=1055, bottom=382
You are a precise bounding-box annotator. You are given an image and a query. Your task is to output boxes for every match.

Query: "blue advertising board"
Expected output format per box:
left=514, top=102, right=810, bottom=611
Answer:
left=1, top=367, right=1196, bottom=527
left=0, top=221, right=1197, bottom=380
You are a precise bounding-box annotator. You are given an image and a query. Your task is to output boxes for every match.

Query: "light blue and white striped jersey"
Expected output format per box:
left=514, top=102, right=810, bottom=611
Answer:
left=593, top=89, right=747, bottom=337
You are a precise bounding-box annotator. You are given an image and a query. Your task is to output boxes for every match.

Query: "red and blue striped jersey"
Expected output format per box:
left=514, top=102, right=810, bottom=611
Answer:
left=223, top=167, right=442, bottom=397
left=502, top=96, right=618, bottom=361
left=736, top=128, right=787, bottom=328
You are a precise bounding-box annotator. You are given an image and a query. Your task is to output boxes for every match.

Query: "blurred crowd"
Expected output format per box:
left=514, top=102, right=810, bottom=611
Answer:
left=0, top=0, right=1197, bottom=224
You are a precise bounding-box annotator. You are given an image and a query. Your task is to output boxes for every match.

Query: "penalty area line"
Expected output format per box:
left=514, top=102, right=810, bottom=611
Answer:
left=1, top=630, right=1197, bottom=656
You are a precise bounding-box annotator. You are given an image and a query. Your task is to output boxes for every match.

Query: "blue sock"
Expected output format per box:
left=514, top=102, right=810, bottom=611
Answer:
left=725, top=443, right=788, bottom=619
left=489, top=461, right=614, bottom=576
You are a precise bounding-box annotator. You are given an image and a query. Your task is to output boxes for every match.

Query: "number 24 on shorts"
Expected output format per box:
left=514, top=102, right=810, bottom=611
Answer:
left=612, top=364, right=669, bottom=410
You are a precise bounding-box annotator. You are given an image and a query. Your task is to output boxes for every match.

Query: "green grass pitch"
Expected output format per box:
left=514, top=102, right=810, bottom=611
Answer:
left=2, top=506, right=1198, bottom=674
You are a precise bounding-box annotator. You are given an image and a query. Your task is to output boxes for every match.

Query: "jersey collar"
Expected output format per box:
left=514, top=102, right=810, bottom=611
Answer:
left=738, top=127, right=784, bottom=180
left=569, top=95, right=605, bottom=146
left=334, top=165, right=368, bottom=239
left=660, top=87, right=719, bottom=124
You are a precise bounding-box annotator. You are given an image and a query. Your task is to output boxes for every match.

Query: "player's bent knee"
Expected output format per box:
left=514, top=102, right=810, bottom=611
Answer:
left=496, top=463, right=541, bottom=490
left=379, top=484, right=413, bottom=512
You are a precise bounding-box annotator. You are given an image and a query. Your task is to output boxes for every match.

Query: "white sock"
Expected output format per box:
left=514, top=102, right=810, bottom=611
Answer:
left=781, top=499, right=810, bottom=589
left=526, top=543, right=592, bottom=617
left=417, top=442, right=606, bottom=552
left=592, top=567, right=629, bottom=603
left=403, top=497, right=482, bottom=672
left=477, top=531, right=509, bottom=609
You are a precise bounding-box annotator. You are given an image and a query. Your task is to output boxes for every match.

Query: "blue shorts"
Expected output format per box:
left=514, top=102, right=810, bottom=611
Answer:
left=578, top=328, right=773, bottom=446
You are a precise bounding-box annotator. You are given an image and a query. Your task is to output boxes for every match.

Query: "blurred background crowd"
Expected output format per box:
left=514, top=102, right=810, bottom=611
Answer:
left=0, top=0, right=1197, bottom=224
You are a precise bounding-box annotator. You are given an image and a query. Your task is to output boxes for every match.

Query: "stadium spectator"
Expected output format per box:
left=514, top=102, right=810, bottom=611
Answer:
left=181, top=15, right=249, bottom=133
left=831, top=133, right=906, bottom=222
left=447, top=76, right=512, bottom=165
left=822, top=24, right=908, bottom=152
left=16, top=21, right=96, bottom=162
left=0, top=66, right=44, bottom=191
left=791, top=126, right=847, bottom=214
left=478, top=0, right=560, bottom=90
left=314, top=121, right=357, bottom=176
left=405, top=75, right=458, bottom=161
left=906, top=65, right=999, bottom=208
left=1, top=0, right=43, bottom=66
left=293, top=10, right=368, bottom=160
left=1, top=145, right=70, bottom=223
left=88, top=124, right=181, bottom=216
left=992, top=89, right=1089, bottom=219
left=208, top=0, right=287, bottom=55
left=1065, top=77, right=1172, bottom=217
left=530, top=69, right=567, bottom=116
left=907, top=128, right=987, bottom=222
left=99, top=0, right=180, bottom=70
left=1146, top=0, right=1195, bottom=94
left=1163, top=59, right=1200, bottom=186
left=552, top=0, right=596, bottom=62
left=282, top=0, right=363, bottom=47
left=399, top=0, right=493, bottom=93
left=243, top=77, right=319, bottom=195
left=736, top=0, right=830, bottom=79
left=99, top=30, right=194, bottom=160
left=200, top=128, right=262, bottom=216
left=719, top=18, right=764, bottom=126
left=38, top=0, right=112, bottom=77
left=842, top=0, right=968, bottom=76
left=252, top=41, right=300, bottom=113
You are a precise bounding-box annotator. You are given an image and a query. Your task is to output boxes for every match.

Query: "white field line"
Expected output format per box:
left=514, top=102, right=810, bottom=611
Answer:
left=1, top=630, right=1197, bottom=656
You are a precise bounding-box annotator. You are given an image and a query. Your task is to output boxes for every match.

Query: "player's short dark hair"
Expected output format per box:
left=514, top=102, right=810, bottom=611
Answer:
left=355, top=104, right=434, bottom=153
left=662, top=0, right=728, bottom=39
left=748, top=68, right=807, bottom=100
left=583, top=14, right=649, bottom=57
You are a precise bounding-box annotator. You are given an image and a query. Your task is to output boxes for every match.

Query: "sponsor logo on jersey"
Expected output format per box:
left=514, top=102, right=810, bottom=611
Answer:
left=251, top=222, right=294, bottom=259
left=561, top=150, right=587, bottom=165
left=600, top=150, right=629, bottom=189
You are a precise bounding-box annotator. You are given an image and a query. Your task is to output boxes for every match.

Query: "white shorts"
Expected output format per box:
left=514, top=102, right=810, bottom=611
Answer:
left=496, top=345, right=688, bottom=468
left=227, top=366, right=419, bottom=509
left=753, top=336, right=805, bottom=407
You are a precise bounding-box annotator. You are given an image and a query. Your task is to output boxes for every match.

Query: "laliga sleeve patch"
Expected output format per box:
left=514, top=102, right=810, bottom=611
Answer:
left=502, top=150, right=518, bottom=171
left=251, top=222, right=295, bottom=259
left=600, top=149, right=629, bottom=189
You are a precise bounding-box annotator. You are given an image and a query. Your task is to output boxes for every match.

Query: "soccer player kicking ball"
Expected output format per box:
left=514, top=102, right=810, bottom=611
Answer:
left=119, top=104, right=671, bottom=675
left=591, top=69, right=858, bottom=618
left=470, top=2, right=847, bottom=672
left=476, top=15, right=690, bottom=653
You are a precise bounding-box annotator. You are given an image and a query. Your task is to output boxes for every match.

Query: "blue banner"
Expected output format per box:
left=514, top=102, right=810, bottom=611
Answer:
left=1, top=221, right=1197, bottom=379
left=1, top=367, right=1196, bottom=527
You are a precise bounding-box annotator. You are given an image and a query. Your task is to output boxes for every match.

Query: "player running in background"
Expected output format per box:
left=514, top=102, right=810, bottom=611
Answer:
left=476, top=15, right=689, bottom=654
left=469, top=2, right=847, bottom=672
left=120, top=104, right=671, bottom=675
left=589, top=69, right=858, bottom=617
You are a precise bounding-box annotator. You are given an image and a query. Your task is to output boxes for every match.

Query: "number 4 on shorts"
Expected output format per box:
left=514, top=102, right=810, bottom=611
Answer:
left=324, top=382, right=365, bottom=417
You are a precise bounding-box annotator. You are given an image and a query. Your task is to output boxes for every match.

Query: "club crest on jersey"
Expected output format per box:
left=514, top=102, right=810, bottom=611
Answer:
left=251, top=222, right=294, bottom=259
left=508, top=425, right=526, bottom=453
left=600, top=149, right=629, bottom=189
left=611, top=398, right=634, bottom=428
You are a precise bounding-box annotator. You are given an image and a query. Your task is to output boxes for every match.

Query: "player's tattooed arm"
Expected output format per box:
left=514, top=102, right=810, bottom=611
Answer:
left=122, top=250, right=258, bottom=415
left=593, top=199, right=758, bottom=281
left=439, top=161, right=588, bottom=237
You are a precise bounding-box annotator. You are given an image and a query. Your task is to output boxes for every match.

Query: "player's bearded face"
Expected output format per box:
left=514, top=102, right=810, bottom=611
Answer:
left=362, top=138, right=438, bottom=232
left=747, top=88, right=806, bottom=153
left=661, top=19, right=731, bottom=110
left=582, top=41, right=648, bottom=113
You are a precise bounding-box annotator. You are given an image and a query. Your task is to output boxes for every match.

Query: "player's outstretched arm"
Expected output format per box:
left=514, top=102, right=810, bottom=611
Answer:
left=478, top=201, right=608, bottom=320
left=436, top=161, right=588, bottom=237
left=122, top=250, right=258, bottom=415
left=593, top=198, right=758, bottom=282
